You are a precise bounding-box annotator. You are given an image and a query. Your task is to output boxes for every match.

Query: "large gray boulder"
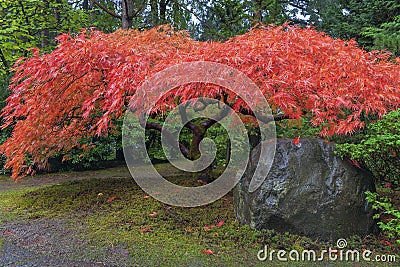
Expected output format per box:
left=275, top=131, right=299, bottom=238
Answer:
left=233, top=138, right=376, bottom=241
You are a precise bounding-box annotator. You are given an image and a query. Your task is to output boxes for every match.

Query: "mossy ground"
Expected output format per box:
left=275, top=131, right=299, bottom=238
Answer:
left=0, top=164, right=398, bottom=266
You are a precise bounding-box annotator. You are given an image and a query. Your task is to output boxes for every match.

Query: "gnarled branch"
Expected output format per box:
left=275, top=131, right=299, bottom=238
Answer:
left=90, top=0, right=121, bottom=19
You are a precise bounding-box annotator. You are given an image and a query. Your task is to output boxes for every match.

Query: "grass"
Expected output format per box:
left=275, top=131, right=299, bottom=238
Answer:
left=0, top=165, right=399, bottom=266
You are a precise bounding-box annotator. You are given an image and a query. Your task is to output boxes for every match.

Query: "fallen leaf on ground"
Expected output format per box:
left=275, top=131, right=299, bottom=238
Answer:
left=139, top=227, right=152, bottom=233
left=202, top=249, right=214, bottom=255
left=108, top=196, right=116, bottom=202
left=4, top=230, right=12, bottom=236
left=217, top=220, right=224, bottom=227
left=203, top=225, right=216, bottom=231
left=381, top=240, right=391, bottom=246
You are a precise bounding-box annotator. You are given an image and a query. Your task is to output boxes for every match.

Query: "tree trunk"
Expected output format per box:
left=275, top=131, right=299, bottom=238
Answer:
left=150, top=0, right=158, bottom=26
left=188, top=128, right=216, bottom=183
left=41, top=0, right=50, bottom=48
left=188, top=132, right=203, bottom=160
left=83, top=0, right=88, bottom=10
left=159, top=0, right=167, bottom=24
left=122, top=0, right=134, bottom=29
left=253, top=0, right=263, bottom=23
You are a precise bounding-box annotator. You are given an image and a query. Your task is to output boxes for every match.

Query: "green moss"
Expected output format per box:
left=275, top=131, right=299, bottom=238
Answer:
left=0, top=187, right=39, bottom=223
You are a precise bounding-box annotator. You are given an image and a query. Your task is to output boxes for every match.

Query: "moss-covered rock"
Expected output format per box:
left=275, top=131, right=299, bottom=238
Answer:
left=234, top=138, right=376, bottom=241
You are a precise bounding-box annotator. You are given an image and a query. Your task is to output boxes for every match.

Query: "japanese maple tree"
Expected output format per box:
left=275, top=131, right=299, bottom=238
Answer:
left=1, top=24, right=400, bottom=179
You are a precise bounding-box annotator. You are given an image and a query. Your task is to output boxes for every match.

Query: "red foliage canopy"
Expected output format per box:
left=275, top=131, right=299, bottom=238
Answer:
left=2, top=24, right=400, bottom=179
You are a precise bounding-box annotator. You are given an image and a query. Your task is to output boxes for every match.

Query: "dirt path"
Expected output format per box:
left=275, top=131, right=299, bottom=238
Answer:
left=1, top=219, right=134, bottom=267
left=0, top=166, right=135, bottom=267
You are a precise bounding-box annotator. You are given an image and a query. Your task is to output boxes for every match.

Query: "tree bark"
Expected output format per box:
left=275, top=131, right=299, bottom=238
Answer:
left=253, top=0, right=263, bottom=23
left=83, top=0, right=89, bottom=10
left=159, top=0, right=167, bottom=24
left=150, top=0, right=158, bottom=26
left=121, top=0, right=134, bottom=29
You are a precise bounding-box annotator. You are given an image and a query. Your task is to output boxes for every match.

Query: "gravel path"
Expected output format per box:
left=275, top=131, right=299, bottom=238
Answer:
left=0, top=219, right=136, bottom=267
left=1, top=241, right=102, bottom=267
left=0, top=166, right=136, bottom=267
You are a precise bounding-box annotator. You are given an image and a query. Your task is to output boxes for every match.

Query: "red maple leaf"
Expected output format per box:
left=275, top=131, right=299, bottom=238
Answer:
left=349, top=159, right=360, bottom=168
left=149, top=211, right=158, bottom=217
left=138, top=226, right=153, bottom=233
left=202, top=249, right=214, bottom=255
left=4, top=230, right=12, bottom=236
left=292, top=136, right=301, bottom=146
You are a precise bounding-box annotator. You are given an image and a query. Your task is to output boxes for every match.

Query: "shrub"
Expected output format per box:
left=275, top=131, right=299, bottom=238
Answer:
left=366, top=191, right=400, bottom=244
left=336, top=109, right=400, bottom=187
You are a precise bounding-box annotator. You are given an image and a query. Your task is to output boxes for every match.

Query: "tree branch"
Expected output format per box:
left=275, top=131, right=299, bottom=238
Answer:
left=200, top=92, right=230, bottom=130
left=18, top=0, right=30, bottom=27
left=176, top=3, right=213, bottom=31
left=239, top=108, right=290, bottom=123
left=0, top=48, right=10, bottom=74
left=129, top=0, right=147, bottom=19
left=90, top=0, right=121, bottom=19
left=144, top=121, right=190, bottom=157
left=201, top=104, right=231, bottom=130
left=179, top=102, right=199, bottom=133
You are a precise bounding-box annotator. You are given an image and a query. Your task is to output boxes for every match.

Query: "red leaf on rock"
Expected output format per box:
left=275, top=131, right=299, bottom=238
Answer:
left=349, top=159, right=360, bottom=168
left=292, top=136, right=301, bottom=146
